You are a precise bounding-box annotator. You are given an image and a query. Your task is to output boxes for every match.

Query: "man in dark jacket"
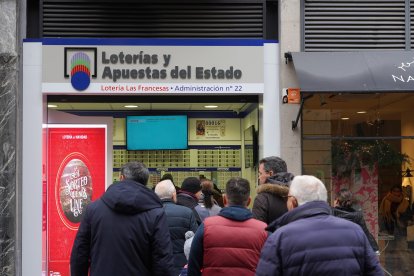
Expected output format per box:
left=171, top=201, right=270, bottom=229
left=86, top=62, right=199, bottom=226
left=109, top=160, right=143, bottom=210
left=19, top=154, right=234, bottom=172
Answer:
left=177, top=177, right=203, bottom=225
left=253, top=156, right=294, bottom=224
left=252, top=173, right=294, bottom=224
left=70, top=161, right=174, bottom=276
left=188, top=177, right=267, bottom=276
left=256, top=175, right=383, bottom=276
left=155, top=179, right=198, bottom=275
left=257, top=156, right=288, bottom=185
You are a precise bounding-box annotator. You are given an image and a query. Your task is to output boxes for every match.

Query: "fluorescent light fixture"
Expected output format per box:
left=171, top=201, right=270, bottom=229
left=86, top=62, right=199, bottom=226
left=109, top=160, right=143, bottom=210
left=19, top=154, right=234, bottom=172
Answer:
left=48, top=104, right=58, bottom=108
left=204, top=105, right=218, bottom=109
left=357, top=111, right=367, bottom=114
left=341, top=117, right=350, bottom=120
left=124, top=105, right=138, bottom=108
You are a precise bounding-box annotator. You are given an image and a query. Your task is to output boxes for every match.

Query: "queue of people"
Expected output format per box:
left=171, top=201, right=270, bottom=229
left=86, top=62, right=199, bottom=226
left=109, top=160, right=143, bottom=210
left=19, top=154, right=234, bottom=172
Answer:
left=70, top=158, right=384, bottom=276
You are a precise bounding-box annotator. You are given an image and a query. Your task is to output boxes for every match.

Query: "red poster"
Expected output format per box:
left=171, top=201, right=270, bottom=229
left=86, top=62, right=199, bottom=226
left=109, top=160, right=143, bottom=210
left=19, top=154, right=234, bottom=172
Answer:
left=46, top=125, right=106, bottom=276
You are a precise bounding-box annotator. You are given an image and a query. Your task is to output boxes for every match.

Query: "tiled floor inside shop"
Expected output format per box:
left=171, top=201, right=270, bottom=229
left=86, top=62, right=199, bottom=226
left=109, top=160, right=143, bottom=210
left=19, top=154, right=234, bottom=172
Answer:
left=379, top=233, right=414, bottom=276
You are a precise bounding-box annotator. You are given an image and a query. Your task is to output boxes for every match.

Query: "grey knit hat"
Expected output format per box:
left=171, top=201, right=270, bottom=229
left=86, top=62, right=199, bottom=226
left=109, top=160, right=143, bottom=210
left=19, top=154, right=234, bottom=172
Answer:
left=184, top=231, right=195, bottom=261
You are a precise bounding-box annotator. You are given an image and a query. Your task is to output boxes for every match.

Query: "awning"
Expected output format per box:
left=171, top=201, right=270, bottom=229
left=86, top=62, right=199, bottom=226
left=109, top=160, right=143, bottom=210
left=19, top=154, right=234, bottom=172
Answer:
left=291, top=51, right=414, bottom=93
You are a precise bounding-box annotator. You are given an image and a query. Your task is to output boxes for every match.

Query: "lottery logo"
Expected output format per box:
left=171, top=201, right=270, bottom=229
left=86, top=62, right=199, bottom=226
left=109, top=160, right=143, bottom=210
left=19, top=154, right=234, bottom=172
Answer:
left=64, top=47, right=97, bottom=91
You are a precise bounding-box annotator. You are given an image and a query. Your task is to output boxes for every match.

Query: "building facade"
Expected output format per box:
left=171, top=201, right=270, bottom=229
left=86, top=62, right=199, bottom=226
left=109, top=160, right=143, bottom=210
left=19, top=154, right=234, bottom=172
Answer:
left=2, top=0, right=413, bottom=275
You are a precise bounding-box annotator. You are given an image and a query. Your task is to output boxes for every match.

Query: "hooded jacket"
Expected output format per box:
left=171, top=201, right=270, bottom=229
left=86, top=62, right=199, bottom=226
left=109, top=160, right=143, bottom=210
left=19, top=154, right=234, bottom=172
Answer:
left=252, top=183, right=289, bottom=224
left=188, top=206, right=267, bottom=276
left=256, top=201, right=383, bottom=276
left=70, top=179, right=174, bottom=276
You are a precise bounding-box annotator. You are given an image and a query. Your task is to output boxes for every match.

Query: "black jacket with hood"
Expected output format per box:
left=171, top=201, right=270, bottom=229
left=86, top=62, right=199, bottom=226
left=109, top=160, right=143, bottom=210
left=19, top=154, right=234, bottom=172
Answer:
left=70, top=179, right=174, bottom=276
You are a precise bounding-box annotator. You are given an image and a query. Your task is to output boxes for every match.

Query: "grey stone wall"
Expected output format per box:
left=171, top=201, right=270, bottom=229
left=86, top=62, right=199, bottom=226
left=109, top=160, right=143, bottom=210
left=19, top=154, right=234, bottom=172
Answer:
left=0, top=0, right=17, bottom=275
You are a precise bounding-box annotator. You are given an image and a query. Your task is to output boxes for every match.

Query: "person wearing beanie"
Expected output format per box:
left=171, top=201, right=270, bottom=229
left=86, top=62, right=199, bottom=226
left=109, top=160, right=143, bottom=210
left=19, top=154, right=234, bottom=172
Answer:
left=154, top=180, right=198, bottom=275
left=252, top=172, right=294, bottom=224
left=179, top=231, right=195, bottom=276
left=177, top=177, right=203, bottom=225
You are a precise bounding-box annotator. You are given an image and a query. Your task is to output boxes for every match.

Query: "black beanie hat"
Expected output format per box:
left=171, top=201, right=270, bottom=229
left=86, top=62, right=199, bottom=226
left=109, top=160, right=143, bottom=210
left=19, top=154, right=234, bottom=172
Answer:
left=181, top=177, right=202, bottom=194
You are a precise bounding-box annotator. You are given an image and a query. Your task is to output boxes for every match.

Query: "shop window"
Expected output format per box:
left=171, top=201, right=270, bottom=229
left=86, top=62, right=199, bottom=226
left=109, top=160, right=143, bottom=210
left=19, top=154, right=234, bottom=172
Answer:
left=302, top=92, right=414, bottom=274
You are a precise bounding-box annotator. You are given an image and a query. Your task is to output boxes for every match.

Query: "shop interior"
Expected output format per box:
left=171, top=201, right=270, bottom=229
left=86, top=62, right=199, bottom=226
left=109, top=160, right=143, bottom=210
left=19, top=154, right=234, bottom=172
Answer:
left=46, top=95, right=260, bottom=192
left=302, top=92, right=414, bottom=274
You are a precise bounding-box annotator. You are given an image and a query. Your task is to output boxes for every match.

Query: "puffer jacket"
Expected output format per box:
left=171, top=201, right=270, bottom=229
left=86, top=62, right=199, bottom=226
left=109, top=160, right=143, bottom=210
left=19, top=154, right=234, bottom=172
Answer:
left=188, top=206, right=267, bottom=276
left=161, top=199, right=198, bottom=275
left=252, top=183, right=289, bottom=224
left=256, top=201, right=383, bottom=276
left=70, top=180, right=174, bottom=276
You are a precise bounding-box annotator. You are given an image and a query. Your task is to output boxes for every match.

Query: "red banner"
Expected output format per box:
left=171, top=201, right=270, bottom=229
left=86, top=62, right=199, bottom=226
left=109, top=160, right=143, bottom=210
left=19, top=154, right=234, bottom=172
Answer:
left=45, top=125, right=106, bottom=276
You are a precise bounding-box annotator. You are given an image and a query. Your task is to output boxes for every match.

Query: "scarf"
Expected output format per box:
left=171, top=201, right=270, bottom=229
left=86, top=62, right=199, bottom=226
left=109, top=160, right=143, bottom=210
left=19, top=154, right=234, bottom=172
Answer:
left=379, top=192, right=409, bottom=223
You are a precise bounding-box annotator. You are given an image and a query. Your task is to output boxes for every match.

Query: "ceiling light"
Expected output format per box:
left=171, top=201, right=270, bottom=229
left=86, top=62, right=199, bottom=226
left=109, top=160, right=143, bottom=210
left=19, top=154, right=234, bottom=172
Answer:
left=204, top=105, right=218, bottom=109
left=124, top=105, right=138, bottom=108
left=48, top=104, right=58, bottom=108
left=357, top=111, right=367, bottom=114
left=341, top=117, right=350, bottom=120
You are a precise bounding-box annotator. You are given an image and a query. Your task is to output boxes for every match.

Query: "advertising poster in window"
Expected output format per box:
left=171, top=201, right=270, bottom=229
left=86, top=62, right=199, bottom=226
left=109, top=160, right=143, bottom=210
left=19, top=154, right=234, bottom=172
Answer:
left=195, top=119, right=226, bottom=139
left=46, top=125, right=106, bottom=276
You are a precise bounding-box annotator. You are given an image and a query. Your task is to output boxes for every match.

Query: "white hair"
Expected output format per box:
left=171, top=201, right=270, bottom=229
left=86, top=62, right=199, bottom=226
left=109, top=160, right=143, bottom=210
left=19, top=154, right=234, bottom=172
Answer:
left=154, top=179, right=176, bottom=200
left=289, top=175, right=327, bottom=205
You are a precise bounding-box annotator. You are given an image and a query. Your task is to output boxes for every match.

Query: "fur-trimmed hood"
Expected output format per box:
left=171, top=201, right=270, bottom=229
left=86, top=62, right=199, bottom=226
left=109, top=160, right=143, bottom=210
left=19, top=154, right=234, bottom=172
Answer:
left=256, top=183, right=289, bottom=197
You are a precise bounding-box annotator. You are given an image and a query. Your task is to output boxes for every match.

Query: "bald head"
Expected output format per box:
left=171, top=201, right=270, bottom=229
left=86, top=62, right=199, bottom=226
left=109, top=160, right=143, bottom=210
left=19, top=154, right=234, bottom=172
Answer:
left=155, top=179, right=176, bottom=201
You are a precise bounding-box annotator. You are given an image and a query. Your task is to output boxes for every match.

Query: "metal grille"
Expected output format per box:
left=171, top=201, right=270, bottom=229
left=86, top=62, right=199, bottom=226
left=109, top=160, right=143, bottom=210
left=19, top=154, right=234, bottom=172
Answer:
left=303, top=0, right=407, bottom=51
left=41, top=0, right=265, bottom=38
left=411, top=0, right=414, bottom=48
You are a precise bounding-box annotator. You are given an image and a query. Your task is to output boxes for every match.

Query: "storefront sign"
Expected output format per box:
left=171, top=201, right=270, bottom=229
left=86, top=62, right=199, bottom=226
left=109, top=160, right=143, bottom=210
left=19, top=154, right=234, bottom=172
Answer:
left=41, top=39, right=265, bottom=94
left=291, top=51, right=414, bottom=92
left=45, top=125, right=106, bottom=276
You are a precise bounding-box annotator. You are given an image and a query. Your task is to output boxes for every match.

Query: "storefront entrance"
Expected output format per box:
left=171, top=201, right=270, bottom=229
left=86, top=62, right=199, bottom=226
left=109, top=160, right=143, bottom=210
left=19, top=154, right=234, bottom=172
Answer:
left=302, top=92, right=414, bottom=274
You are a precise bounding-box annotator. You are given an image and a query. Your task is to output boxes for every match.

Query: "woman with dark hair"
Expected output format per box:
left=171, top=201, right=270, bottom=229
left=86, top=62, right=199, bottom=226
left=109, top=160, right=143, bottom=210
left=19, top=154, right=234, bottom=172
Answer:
left=332, top=188, right=379, bottom=253
left=196, top=179, right=222, bottom=222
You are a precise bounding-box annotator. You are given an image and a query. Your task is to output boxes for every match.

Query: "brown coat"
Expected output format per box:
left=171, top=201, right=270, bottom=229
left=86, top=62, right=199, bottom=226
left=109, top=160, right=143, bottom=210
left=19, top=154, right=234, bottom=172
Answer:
left=252, top=184, right=289, bottom=225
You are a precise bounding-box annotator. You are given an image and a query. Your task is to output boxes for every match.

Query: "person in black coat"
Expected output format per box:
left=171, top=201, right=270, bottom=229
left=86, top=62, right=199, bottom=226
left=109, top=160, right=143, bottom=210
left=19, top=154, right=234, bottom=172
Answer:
left=331, top=188, right=380, bottom=253
left=155, top=179, right=199, bottom=275
left=70, top=161, right=174, bottom=276
left=176, top=177, right=203, bottom=225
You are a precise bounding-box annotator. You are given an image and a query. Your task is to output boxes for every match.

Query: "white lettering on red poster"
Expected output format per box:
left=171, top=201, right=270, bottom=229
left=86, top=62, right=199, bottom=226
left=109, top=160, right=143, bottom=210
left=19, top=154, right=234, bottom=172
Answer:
left=59, top=159, right=92, bottom=223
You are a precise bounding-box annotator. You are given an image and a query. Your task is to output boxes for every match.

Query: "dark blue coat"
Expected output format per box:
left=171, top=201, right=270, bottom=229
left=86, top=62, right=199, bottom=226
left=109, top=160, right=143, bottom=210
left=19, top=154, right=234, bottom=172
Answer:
left=70, top=179, right=175, bottom=276
left=332, top=206, right=379, bottom=252
left=256, top=201, right=383, bottom=276
left=162, top=199, right=198, bottom=275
